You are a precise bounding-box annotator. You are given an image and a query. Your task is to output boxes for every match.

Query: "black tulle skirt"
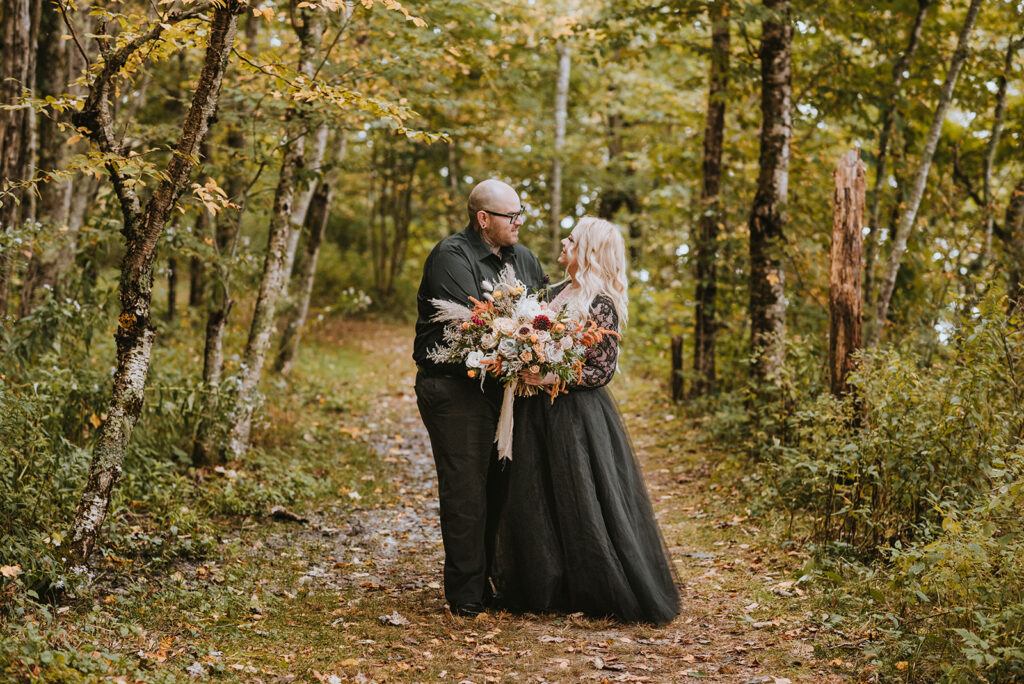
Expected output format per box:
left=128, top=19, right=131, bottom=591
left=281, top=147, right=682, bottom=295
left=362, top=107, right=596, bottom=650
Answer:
left=492, top=386, right=681, bottom=625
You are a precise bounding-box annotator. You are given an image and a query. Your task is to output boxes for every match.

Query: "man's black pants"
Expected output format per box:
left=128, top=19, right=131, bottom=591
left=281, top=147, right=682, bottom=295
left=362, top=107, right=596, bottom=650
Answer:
left=415, top=371, right=506, bottom=608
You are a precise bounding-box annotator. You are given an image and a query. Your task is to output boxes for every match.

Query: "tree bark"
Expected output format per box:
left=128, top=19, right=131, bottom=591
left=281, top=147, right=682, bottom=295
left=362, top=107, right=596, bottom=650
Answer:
left=224, top=2, right=325, bottom=456
left=225, top=136, right=303, bottom=455
left=670, top=335, right=684, bottom=402
left=692, top=0, right=729, bottom=397
left=863, top=0, right=931, bottom=309
left=282, top=120, right=329, bottom=296
left=868, top=0, right=984, bottom=347
left=1005, top=175, right=1024, bottom=310
left=68, top=1, right=243, bottom=563
left=829, top=150, right=865, bottom=398
left=189, top=209, right=210, bottom=308
left=275, top=134, right=345, bottom=376
left=166, top=255, right=178, bottom=321
left=274, top=180, right=334, bottom=376
left=748, top=0, right=792, bottom=383
left=0, top=0, right=37, bottom=321
left=550, top=41, right=570, bottom=259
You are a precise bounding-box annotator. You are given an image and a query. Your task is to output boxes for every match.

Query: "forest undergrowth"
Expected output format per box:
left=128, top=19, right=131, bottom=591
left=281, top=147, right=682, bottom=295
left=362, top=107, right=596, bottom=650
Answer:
left=3, top=315, right=870, bottom=683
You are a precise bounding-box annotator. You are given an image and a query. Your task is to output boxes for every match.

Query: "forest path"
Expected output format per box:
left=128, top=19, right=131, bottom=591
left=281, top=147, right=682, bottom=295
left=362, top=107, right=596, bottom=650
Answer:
left=248, top=320, right=851, bottom=683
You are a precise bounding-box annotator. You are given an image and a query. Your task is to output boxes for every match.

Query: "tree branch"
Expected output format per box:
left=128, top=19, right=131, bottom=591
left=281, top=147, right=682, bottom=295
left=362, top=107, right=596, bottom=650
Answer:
left=55, top=0, right=91, bottom=70
left=72, top=2, right=214, bottom=229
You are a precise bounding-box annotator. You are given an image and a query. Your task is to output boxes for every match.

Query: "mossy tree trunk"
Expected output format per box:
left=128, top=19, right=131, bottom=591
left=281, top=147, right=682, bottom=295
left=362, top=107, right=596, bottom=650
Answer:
left=68, top=0, right=244, bottom=563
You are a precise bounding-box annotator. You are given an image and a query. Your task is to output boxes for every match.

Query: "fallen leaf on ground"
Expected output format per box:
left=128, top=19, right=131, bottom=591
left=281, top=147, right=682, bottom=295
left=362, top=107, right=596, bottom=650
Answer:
left=378, top=610, right=410, bottom=626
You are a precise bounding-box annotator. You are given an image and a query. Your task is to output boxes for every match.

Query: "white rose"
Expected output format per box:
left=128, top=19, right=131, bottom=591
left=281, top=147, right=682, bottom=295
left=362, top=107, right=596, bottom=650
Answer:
left=533, top=330, right=551, bottom=343
left=466, top=350, right=484, bottom=368
left=517, top=298, right=543, bottom=321
left=498, top=338, right=518, bottom=357
left=493, top=317, right=517, bottom=336
left=546, top=344, right=565, bottom=364
left=560, top=335, right=574, bottom=350
left=481, top=333, right=498, bottom=349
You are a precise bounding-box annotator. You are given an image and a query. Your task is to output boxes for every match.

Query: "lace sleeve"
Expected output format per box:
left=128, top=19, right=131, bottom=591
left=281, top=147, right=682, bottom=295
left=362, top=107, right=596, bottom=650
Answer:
left=572, top=295, right=619, bottom=389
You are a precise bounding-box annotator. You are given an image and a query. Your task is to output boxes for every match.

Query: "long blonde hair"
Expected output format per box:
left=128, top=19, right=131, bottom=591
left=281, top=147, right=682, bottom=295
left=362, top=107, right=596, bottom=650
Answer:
left=561, top=216, right=629, bottom=327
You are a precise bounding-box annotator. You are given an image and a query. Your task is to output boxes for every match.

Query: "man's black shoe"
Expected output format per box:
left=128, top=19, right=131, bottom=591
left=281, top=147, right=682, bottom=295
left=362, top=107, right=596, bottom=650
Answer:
left=451, top=602, right=484, bottom=617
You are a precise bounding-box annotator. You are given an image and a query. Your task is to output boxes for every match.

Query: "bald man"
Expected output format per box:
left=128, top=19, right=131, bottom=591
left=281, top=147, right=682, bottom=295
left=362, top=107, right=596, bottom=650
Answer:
left=413, top=180, right=546, bottom=616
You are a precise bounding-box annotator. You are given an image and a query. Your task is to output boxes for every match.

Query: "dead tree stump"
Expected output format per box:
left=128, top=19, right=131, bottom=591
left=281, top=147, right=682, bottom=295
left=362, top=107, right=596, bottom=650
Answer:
left=829, top=149, right=866, bottom=397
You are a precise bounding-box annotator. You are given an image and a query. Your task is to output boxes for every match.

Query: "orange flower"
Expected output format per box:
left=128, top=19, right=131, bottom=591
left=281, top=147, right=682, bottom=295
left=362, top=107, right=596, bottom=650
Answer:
left=467, top=369, right=477, bottom=378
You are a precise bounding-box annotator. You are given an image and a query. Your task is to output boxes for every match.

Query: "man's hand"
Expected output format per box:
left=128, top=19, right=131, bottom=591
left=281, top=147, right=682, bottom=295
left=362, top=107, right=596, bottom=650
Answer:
left=519, top=370, right=557, bottom=386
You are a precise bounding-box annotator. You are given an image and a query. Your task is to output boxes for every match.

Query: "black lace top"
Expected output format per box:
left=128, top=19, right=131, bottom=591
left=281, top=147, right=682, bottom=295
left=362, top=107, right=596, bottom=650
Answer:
left=575, top=295, right=619, bottom=389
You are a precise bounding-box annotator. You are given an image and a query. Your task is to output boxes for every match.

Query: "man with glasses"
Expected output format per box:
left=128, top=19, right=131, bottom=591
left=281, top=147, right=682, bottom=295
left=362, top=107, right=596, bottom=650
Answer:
left=413, top=179, right=546, bottom=617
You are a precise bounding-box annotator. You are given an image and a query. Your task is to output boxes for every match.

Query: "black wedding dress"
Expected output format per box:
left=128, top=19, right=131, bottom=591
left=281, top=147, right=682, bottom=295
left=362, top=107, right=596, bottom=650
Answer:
left=491, top=293, right=680, bottom=625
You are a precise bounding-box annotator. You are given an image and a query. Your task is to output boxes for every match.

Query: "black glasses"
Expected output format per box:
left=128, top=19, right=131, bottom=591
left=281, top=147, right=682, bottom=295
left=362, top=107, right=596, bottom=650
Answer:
left=483, top=208, right=525, bottom=224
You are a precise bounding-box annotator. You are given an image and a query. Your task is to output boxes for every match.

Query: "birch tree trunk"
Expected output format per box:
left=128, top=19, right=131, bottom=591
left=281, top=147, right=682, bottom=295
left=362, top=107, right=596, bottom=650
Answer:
left=275, top=134, right=345, bottom=376
left=224, top=3, right=325, bottom=456
left=692, top=0, right=729, bottom=396
left=868, top=0, right=984, bottom=347
left=863, top=0, right=931, bottom=308
left=550, top=41, right=570, bottom=259
left=274, top=181, right=334, bottom=376
left=829, top=150, right=865, bottom=398
left=282, top=121, right=329, bottom=297
left=69, top=0, right=243, bottom=562
left=748, top=0, right=792, bottom=383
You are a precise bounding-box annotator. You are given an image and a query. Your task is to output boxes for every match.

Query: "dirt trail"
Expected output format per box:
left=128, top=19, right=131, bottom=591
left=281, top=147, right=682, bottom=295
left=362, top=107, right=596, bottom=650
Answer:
left=263, top=322, right=852, bottom=683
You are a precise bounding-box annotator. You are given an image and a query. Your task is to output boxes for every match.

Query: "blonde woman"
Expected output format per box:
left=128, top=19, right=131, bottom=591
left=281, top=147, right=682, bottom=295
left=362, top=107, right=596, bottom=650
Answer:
left=491, top=217, right=680, bottom=625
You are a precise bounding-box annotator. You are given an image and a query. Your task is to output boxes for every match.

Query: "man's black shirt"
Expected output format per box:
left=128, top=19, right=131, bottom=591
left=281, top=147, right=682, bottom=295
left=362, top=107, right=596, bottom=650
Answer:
left=413, top=225, right=546, bottom=371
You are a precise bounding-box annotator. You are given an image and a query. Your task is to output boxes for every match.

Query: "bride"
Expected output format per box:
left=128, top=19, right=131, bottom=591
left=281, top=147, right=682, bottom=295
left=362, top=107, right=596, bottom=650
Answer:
left=491, top=216, right=680, bottom=625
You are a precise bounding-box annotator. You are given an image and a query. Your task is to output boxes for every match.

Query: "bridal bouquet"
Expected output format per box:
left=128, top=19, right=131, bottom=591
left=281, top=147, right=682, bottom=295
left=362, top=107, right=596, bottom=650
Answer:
left=427, top=264, right=617, bottom=461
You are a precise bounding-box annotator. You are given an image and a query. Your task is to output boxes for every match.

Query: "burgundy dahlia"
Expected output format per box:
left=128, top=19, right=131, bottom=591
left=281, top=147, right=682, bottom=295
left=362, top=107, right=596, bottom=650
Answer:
left=471, top=316, right=485, bottom=327
left=532, top=315, right=551, bottom=331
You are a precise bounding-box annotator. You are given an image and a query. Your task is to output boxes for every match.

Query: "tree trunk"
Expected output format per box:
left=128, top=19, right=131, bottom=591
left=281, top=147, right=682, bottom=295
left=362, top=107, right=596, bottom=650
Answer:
left=275, top=134, right=346, bottom=376
left=670, top=335, right=684, bottom=402
left=0, top=0, right=37, bottom=321
left=692, top=0, right=729, bottom=397
left=597, top=111, right=641, bottom=262
left=192, top=125, right=247, bottom=467
left=868, top=0, right=984, bottom=347
left=274, top=180, right=333, bottom=376
left=189, top=209, right=210, bottom=308
left=748, top=0, right=792, bottom=383
left=977, top=37, right=1018, bottom=270
left=167, top=255, right=178, bottom=321
left=68, top=1, right=243, bottom=563
left=20, top=0, right=96, bottom=316
left=829, top=150, right=865, bottom=398
left=282, top=120, right=329, bottom=296
left=225, top=137, right=303, bottom=455
left=550, top=41, right=570, bottom=259
left=863, top=0, right=931, bottom=308
left=224, top=3, right=325, bottom=456
left=1005, top=175, right=1024, bottom=310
